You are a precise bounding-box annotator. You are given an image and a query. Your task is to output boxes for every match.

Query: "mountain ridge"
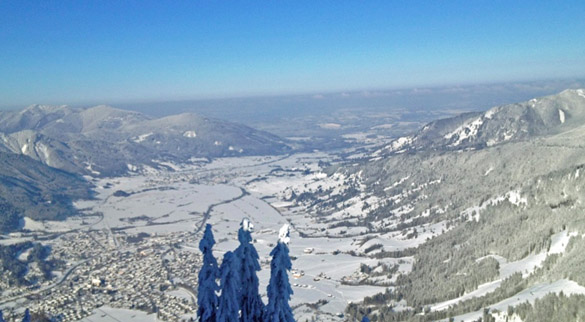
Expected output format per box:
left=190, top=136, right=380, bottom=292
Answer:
left=0, top=105, right=293, bottom=176
left=376, top=89, right=585, bottom=156
left=315, top=88, right=585, bottom=321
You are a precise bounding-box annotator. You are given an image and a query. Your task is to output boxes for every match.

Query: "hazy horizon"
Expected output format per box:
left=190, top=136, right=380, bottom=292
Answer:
left=2, top=78, right=584, bottom=120
left=2, top=1, right=585, bottom=107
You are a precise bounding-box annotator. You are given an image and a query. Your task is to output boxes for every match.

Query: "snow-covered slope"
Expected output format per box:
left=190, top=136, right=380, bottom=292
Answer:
left=378, top=89, right=585, bottom=154
left=320, top=89, right=585, bottom=321
left=0, top=151, right=91, bottom=232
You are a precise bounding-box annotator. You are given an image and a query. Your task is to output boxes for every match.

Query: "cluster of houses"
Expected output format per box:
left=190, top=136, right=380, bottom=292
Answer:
left=1, top=229, right=204, bottom=321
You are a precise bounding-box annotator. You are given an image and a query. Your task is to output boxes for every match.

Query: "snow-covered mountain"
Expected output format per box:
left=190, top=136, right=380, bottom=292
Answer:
left=377, top=89, right=585, bottom=155
left=292, top=89, right=585, bottom=321
left=0, top=105, right=293, bottom=176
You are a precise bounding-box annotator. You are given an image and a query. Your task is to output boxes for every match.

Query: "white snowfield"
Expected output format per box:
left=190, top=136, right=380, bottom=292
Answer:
left=559, top=109, right=566, bottom=124
left=462, top=190, right=527, bottom=222
left=75, top=178, right=243, bottom=234
left=81, top=306, right=157, bottom=322
left=182, top=130, right=197, bottom=138
left=133, top=132, right=153, bottom=143
left=445, top=117, right=483, bottom=147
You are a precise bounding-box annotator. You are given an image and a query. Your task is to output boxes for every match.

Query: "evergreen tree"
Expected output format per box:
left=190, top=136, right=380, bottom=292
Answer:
left=264, top=225, right=294, bottom=322
left=22, top=309, right=30, bottom=322
left=0, top=309, right=4, bottom=322
left=197, top=224, right=220, bottom=322
left=217, top=251, right=240, bottom=322
left=234, top=218, right=264, bottom=322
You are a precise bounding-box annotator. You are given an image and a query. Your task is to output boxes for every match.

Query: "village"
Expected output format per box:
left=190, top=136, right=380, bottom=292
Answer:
left=1, top=228, right=203, bottom=321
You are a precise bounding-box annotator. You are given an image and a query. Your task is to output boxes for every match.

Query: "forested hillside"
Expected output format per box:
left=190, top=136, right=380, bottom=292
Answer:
left=313, top=90, right=585, bottom=321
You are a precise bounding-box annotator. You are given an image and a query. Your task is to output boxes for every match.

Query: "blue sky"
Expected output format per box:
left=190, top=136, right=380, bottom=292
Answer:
left=1, top=1, right=584, bottom=107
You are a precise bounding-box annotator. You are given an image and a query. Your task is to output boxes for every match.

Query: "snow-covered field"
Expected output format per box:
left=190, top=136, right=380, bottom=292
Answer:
left=76, top=179, right=243, bottom=234
left=81, top=306, right=158, bottom=322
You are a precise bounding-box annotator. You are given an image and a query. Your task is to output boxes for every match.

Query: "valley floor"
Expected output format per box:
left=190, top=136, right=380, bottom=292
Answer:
left=1, top=153, right=391, bottom=321
left=3, top=149, right=585, bottom=322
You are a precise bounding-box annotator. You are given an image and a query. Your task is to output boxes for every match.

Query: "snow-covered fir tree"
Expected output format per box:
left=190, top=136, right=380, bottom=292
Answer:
left=263, top=224, right=295, bottom=322
left=234, top=218, right=264, bottom=322
left=217, top=251, right=240, bottom=322
left=0, top=309, right=4, bottom=322
left=22, top=309, right=30, bottom=322
left=197, top=224, right=220, bottom=322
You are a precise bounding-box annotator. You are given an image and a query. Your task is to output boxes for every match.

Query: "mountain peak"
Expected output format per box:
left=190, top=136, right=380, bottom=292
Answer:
left=21, top=104, right=70, bottom=114
left=559, top=88, right=585, bottom=99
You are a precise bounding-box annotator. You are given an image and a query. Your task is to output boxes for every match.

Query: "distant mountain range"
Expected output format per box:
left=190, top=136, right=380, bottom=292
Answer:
left=0, top=105, right=293, bottom=177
